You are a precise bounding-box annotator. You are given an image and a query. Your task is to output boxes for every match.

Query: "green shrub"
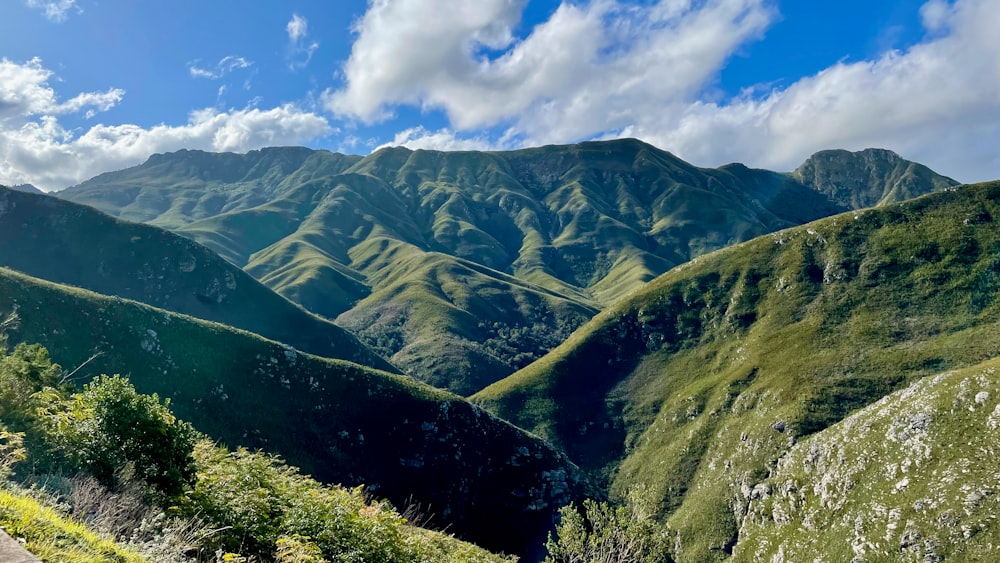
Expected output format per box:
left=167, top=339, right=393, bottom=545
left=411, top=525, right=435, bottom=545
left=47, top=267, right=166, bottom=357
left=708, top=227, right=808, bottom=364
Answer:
left=0, top=343, right=62, bottom=427
left=186, top=443, right=513, bottom=562
left=186, top=442, right=406, bottom=561
left=545, top=490, right=670, bottom=563
left=38, top=375, right=198, bottom=499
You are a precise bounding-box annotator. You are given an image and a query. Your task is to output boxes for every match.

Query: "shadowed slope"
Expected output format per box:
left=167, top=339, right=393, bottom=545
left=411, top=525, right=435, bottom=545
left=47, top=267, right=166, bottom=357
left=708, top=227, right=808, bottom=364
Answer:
left=0, top=267, right=591, bottom=558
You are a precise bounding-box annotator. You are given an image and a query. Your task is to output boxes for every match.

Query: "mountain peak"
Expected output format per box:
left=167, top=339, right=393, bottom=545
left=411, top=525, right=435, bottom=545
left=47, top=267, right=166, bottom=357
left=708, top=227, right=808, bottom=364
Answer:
left=791, top=147, right=958, bottom=209
left=1, top=183, right=42, bottom=194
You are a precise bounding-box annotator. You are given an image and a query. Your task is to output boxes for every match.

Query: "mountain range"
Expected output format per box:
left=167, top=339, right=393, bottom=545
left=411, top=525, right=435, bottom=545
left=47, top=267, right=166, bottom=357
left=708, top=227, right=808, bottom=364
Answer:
left=58, top=140, right=957, bottom=394
left=0, top=138, right=983, bottom=561
left=0, top=187, right=390, bottom=371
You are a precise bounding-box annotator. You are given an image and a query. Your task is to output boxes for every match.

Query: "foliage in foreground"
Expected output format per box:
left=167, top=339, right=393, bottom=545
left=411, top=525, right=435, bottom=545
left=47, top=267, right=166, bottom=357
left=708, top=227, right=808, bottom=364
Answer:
left=0, top=485, right=145, bottom=563
left=0, top=331, right=512, bottom=562
left=186, top=442, right=514, bottom=562
left=544, top=489, right=669, bottom=563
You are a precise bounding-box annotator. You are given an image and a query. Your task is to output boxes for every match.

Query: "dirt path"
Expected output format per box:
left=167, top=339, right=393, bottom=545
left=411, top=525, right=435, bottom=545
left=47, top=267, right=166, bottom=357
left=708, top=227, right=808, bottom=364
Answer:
left=0, top=529, right=40, bottom=562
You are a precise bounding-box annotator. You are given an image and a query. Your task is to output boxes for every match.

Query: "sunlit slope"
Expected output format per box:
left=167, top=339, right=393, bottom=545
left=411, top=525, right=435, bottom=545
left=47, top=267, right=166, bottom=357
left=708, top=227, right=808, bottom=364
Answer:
left=59, top=147, right=361, bottom=229
left=475, top=181, right=1000, bottom=561
left=60, top=140, right=954, bottom=393
left=0, top=186, right=392, bottom=371
left=734, top=356, right=1000, bottom=562
left=0, top=267, right=591, bottom=558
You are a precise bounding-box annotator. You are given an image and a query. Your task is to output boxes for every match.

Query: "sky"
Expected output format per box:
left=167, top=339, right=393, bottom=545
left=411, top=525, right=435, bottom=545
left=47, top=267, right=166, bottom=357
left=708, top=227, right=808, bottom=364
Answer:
left=1, top=0, right=998, bottom=191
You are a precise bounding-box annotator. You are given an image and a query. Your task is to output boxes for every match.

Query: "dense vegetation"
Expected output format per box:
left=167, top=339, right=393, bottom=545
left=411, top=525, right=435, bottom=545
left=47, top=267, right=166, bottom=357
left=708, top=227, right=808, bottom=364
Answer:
left=58, top=141, right=953, bottom=393
left=0, top=186, right=391, bottom=372
left=0, top=267, right=590, bottom=558
left=735, top=355, right=1000, bottom=561
left=476, top=181, right=1000, bottom=561
left=0, top=331, right=513, bottom=561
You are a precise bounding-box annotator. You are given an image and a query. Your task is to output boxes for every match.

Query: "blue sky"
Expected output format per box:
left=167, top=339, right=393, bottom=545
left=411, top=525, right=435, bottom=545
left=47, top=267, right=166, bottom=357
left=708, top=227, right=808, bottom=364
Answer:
left=1, top=0, right=998, bottom=190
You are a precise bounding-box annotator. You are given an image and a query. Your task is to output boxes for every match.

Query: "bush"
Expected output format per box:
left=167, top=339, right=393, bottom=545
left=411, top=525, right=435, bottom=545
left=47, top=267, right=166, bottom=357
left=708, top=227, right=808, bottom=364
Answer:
left=185, top=443, right=514, bottom=562
left=39, top=375, right=198, bottom=499
left=544, top=489, right=670, bottom=563
left=0, top=343, right=63, bottom=427
left=187, top=443, right=406, bottom=561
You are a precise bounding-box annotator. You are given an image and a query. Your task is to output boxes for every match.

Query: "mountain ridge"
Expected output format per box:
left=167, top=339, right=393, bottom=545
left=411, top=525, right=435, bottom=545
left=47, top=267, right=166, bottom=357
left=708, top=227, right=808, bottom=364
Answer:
left=0, top=185, right=392, bottom=372
left=58, top=140, right=956, bottom=393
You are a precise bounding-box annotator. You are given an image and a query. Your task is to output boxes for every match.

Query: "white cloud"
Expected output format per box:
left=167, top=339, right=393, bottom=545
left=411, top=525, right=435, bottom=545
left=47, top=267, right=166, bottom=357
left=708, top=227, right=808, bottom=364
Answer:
left=625, top=0, right=1000, bottom=182
left=287, top=13, right=319, bottom=70
left=0, top=57, right=122, bottom=121
left=25, top=0, right=79, bottom=22
left=325, top=0, right=773, bottom=136
left=287, top=13, right=308, bottom=42
left=188, top=56, right=254, bottom=80
left=0, top=58, right=331, bottom=191
left=378, top=126, right=496, bottom=152
left=339, top=0, right=1000, bottom=183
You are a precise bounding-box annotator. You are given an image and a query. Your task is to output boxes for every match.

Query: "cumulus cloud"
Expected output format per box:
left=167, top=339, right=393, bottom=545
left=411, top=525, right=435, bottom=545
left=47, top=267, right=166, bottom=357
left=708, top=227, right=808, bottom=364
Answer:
left=188, top=56, right=253, bottom=80
left=0, top=58, right=331, bottom=191
left=287, top=13, right=319, bottom=70
left=627, top=0, right=1000, bottom=181
left=325, top=0, right=773, bottom=136
left=0, top=58, right=123, bottom=121
left=25, top=0, right=79, bottom=22
left=337, top=0, right=1000, bottom=182
left=379, top=126, right=496, bottom=152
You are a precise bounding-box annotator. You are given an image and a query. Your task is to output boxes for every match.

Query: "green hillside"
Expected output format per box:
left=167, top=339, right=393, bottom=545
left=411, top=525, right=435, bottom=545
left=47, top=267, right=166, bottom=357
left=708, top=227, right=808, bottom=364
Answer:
left=59, top=147, right=361, bottom=230
left=475, top=181, right=1000, bottom=561
left=0, top=186, right=392, bottom=372
left=0, top=267, right=591, bottom=558
left=59, top=140, right=953, bottom=394
left=735, top=356, right=1000, bottom=562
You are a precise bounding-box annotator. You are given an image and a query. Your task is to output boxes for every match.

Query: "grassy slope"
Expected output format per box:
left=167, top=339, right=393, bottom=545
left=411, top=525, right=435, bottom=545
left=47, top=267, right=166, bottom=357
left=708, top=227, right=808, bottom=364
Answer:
left=59, top=140, right=937, bottom=395
left=58, top=147, right=360, bottom=229
left=734, top=356, right=1000, bottom=562
left=0, top=186, right=392, bottom=372
left=474, top=181, right=1000, bottom=561
left=0, top=488, right=144, bottom=562
left=0, top=268, right=591, bottom=558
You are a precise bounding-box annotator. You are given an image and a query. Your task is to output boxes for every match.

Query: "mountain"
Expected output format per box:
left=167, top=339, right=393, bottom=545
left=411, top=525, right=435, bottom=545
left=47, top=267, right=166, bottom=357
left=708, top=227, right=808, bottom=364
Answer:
left=0, top=186, right=391, bottom=372
left=791, top=148, right=958, bottom=209
left=7, top=183, right=41, bottom=194
left=58, top=141, right=954, bottom=394
left=0, top=266, right=591, bottom=558
left=474, top=181, right=1000, bottom=561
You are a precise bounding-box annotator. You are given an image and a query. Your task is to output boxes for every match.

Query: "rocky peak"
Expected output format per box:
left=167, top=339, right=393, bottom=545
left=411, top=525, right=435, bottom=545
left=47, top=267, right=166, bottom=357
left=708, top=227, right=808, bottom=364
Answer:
left=791, top=147, right=958, bottom=209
